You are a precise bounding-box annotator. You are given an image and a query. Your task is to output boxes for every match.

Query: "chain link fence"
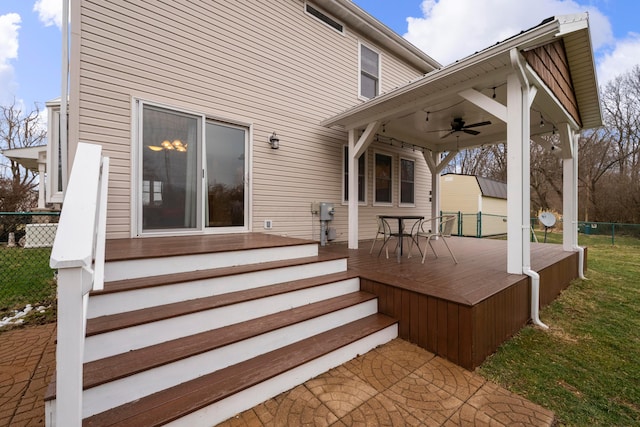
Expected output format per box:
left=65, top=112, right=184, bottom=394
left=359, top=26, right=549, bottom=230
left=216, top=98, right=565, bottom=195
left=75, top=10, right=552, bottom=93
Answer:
left=0, top=212, right=60, bottom=324
left=444, top=211, right=640, bottom=245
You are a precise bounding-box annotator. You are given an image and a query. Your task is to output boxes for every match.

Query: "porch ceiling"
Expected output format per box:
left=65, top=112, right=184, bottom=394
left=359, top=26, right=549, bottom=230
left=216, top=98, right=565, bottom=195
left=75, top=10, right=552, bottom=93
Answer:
left=322, top=14, right=601, bottom=154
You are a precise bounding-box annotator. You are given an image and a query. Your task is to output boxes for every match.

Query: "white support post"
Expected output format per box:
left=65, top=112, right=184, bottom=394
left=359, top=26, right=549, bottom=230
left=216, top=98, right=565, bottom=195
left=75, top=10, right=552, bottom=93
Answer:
left=506, top=72, right=525, bottom=274
left=562, top=127, right=579, bottom=251
left=37, top=159, right=46, bottom=209
left=430, top=152, right=441, bottom=220
left=56, top=267, right=91, bottom=427
left=348, top=129, right=359, bottom=249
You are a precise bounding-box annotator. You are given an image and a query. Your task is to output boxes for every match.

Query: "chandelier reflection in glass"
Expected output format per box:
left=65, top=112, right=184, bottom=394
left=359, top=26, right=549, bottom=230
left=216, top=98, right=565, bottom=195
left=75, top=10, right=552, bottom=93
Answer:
left=148, top=139, right=187, bottom=152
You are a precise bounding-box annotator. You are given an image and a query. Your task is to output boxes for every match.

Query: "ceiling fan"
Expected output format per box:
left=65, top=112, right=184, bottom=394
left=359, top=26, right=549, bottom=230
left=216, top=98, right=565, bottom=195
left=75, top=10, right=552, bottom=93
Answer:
left=439, top=118, right=492, bottom=138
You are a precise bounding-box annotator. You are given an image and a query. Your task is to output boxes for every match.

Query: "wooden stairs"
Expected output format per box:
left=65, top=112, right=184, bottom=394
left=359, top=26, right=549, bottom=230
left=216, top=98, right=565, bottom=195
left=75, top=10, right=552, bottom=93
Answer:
left=45, top=236, right=397, bottom=426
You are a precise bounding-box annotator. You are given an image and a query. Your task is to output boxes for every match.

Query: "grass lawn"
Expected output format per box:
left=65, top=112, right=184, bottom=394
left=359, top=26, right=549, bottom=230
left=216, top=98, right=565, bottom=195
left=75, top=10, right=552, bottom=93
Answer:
left=0, top=246, right=57, bottom=325
left=479, top=232, right=640, bottom=426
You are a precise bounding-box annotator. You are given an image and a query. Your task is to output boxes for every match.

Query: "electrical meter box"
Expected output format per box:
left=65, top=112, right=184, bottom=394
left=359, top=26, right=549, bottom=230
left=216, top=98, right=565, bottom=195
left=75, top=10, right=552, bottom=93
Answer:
left=319, top=202, right=334, bottom=221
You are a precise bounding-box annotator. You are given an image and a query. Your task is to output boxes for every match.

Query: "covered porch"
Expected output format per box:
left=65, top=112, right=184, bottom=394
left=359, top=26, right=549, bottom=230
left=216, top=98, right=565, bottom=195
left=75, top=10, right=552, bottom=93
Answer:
left=322, top=13, right=600, bottom=284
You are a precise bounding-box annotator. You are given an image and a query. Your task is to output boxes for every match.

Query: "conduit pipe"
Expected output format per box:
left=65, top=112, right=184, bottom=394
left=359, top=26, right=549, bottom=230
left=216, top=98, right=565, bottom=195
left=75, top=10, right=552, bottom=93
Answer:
left=523, top=268, right=549, bottom=329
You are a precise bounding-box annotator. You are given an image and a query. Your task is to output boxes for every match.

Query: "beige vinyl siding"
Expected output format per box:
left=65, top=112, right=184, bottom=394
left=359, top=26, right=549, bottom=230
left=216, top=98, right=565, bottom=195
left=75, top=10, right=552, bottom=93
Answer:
left=75, top=0, right=429, bottom=240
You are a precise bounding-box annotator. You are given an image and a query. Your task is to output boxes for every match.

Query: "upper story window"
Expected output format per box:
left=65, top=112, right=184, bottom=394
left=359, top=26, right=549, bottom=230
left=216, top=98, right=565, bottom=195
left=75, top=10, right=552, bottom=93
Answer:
left=400, top=158, right=415, bottom=205
left=374, top=152, right=392, bottom=204
left=360, top=43, right=380, bottom=99
left=305, top=3, right=344, bottom=34
left=343, top=146, right=366, bottom=203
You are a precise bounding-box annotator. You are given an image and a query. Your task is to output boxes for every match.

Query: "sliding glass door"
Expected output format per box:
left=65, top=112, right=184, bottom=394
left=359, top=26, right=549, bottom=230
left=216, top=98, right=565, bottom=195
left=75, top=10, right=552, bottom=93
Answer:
left=139, top=103, right=248, bottom=234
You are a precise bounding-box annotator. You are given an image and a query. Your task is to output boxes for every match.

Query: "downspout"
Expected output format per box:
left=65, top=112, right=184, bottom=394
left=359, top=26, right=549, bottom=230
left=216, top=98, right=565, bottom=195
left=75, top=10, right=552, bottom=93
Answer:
left=60, top=0, right=69, bottom=192
left=523, top=268, right=549, bottom=329
left=510, top=49, right=548, bottom=329
left=574, top=244, right=587, bottom=280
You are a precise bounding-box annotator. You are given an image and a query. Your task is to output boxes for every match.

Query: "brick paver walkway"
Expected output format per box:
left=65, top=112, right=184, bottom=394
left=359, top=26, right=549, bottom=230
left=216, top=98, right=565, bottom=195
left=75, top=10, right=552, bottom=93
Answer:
left=0, top=327, right=554, bottom=426
left=0, top=324, right=56, bottom=427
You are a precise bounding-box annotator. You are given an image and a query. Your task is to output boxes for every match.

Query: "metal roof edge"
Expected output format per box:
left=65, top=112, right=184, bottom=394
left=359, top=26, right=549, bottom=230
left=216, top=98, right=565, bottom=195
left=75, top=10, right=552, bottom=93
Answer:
left=313, top=0, right=441, bottom=72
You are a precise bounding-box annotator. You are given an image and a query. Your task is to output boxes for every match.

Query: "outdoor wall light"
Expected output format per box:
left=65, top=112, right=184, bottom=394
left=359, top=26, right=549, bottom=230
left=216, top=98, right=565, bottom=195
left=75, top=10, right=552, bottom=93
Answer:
left=268, top=132, right=280, bottom=149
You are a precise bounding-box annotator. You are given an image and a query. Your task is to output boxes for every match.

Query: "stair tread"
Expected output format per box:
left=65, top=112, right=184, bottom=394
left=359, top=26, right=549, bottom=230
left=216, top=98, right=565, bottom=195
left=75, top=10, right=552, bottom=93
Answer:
left=83, top=291, right=376, bottom=389
left=86, top=270, right=359, bottom=336
left=96, top=251, right=347, bottom=295
left=83, top=313, right=397, bottom=427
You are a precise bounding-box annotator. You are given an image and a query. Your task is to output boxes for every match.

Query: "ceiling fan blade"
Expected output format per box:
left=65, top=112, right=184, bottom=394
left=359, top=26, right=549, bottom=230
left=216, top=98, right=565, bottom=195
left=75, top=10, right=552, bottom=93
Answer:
left=463, top=120, right=492, bottom=129
left=463, top=129, right=480, bottom=135
left=440, top=130, right=456, bottom=139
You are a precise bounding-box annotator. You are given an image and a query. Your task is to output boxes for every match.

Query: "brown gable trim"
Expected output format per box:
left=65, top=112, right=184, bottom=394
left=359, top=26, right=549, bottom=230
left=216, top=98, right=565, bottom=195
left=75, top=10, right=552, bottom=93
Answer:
left=523, top=39, right=581, bottom=126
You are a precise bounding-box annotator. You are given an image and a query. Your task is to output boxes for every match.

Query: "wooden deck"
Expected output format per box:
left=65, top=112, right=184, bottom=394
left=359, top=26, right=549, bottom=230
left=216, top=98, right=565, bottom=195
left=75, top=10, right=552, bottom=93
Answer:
left=104, top=233, right=583, bottom=370
left=324, top=236, right=582, bottom=369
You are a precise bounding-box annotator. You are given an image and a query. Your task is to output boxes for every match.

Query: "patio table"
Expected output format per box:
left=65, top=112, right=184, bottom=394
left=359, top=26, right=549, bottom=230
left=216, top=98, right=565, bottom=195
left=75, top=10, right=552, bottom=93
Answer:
left=378, top=215, right=424, bottom=262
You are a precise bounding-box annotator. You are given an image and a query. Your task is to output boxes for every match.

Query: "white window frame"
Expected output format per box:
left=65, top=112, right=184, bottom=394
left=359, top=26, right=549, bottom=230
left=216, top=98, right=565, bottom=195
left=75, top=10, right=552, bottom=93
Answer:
left=399, top=157, right=416, bottom=207
left=358, top=42, right=381, bottom=101
left=46, top=103, right=65, bottom=204
left=342, top=145, right=367, bottom=205
left=133, top=99, right=252, bottom=237
left=373, top=151, right=393, bottom=206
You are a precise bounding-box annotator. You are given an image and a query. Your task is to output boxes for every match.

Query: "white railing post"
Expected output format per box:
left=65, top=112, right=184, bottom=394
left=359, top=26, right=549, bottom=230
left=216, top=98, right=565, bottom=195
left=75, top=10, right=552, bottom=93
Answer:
left=92, top=157, right=110, bottom=291
left=55, top=267, right=92, bottom=427
left=49, top=142, right=109, bottom=427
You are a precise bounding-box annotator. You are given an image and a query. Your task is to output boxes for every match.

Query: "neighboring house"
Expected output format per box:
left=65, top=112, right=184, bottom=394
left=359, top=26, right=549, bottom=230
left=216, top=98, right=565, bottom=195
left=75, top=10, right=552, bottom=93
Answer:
left=440, top=173, right=508, bottom=236
left=0, top=145, right=48, bottom=209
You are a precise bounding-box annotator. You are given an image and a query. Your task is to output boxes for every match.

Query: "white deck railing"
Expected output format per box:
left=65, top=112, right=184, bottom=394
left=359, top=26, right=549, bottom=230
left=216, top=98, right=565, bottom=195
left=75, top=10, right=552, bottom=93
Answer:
left=49, top=142, right=110, bottom=427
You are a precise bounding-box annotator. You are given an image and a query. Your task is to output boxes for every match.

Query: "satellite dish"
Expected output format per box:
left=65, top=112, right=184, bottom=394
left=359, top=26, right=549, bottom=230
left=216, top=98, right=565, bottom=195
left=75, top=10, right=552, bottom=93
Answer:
left=538, top=212, right=556, bottom=243
left=539, top=212, right=556, bottom=228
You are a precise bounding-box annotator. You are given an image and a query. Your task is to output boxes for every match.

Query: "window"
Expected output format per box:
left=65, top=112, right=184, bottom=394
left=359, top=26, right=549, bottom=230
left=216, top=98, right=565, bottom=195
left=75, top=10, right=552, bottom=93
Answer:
left=400, top=158, right=415, bottom=205
left=45, top=103, right=65, bottom=203
left=360, top=44, right=379, bottom=99
left=374, top=153, right=392, bottom=204
left=343, top=146, right=365, bottom=203
left=305, top=3, right=344, bottom=33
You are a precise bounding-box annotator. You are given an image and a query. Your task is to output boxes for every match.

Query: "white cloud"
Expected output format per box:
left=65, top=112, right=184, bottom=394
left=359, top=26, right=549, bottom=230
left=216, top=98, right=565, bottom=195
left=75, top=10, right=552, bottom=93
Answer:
left=596, top=33, right=640, bottom=85
left=33, top=0, right=63, bottom=29
left=404, top=0, right=613, bottom=66
left=0, top=13, right=21, bottom=104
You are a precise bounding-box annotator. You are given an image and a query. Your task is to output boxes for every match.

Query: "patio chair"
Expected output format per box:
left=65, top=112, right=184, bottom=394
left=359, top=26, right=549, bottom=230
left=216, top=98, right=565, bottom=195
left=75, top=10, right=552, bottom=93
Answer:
left=369, top=216, right=399, bottom=258
left=412, top=215, right=458, bottom=264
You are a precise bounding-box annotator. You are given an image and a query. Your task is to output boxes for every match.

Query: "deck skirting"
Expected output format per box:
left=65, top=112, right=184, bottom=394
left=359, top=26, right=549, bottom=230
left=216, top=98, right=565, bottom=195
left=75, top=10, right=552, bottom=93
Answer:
left=358, top=249, right=582, bottom=370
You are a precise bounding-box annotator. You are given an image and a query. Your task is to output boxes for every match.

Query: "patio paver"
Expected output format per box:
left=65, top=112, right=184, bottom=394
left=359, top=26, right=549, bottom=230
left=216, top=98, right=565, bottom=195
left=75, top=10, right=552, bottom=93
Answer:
left=217, top=339, right=555, bottom=426
left=0, top=323, right=56, bottom=427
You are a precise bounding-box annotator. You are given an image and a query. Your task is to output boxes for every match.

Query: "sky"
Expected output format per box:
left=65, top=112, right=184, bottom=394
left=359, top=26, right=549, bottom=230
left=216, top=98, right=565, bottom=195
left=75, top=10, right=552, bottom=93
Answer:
left=1, top=0, right=639, bottom=127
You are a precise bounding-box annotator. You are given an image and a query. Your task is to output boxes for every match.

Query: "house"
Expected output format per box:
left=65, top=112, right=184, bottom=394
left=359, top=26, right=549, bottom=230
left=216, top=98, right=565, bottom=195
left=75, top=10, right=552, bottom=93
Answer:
left=46, top=1, right=601, bottom=425
left=440, top=173, right=508, bottom=237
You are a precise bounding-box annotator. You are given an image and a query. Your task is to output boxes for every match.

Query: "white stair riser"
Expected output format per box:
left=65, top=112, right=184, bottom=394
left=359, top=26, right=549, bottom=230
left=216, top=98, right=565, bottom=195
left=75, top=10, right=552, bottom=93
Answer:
left=84, top=278, right=361, bottom=362
left=164, top=325, right=399, bottom=427
left=89, top=258, right=348, bottom=318
left=81, top=300, right=379, bottom=418
left=104, top=244, right=319, bottom=281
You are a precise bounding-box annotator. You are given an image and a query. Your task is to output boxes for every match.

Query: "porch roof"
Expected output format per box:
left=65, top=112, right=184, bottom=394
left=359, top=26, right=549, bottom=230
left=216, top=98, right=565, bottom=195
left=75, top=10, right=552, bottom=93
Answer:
left=1, top=145, right=47, bottom=171
left=322, top=13, right=602, bottom=153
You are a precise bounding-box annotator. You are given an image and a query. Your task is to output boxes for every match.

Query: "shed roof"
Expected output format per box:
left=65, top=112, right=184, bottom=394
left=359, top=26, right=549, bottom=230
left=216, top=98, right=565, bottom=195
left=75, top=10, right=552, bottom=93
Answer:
left=476, top=176, right=507, bottom=200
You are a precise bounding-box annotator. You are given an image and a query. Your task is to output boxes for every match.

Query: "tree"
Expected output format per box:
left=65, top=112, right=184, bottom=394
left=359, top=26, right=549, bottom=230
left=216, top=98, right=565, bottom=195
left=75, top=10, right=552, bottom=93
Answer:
left=0, top=100, right=46, bottom=212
